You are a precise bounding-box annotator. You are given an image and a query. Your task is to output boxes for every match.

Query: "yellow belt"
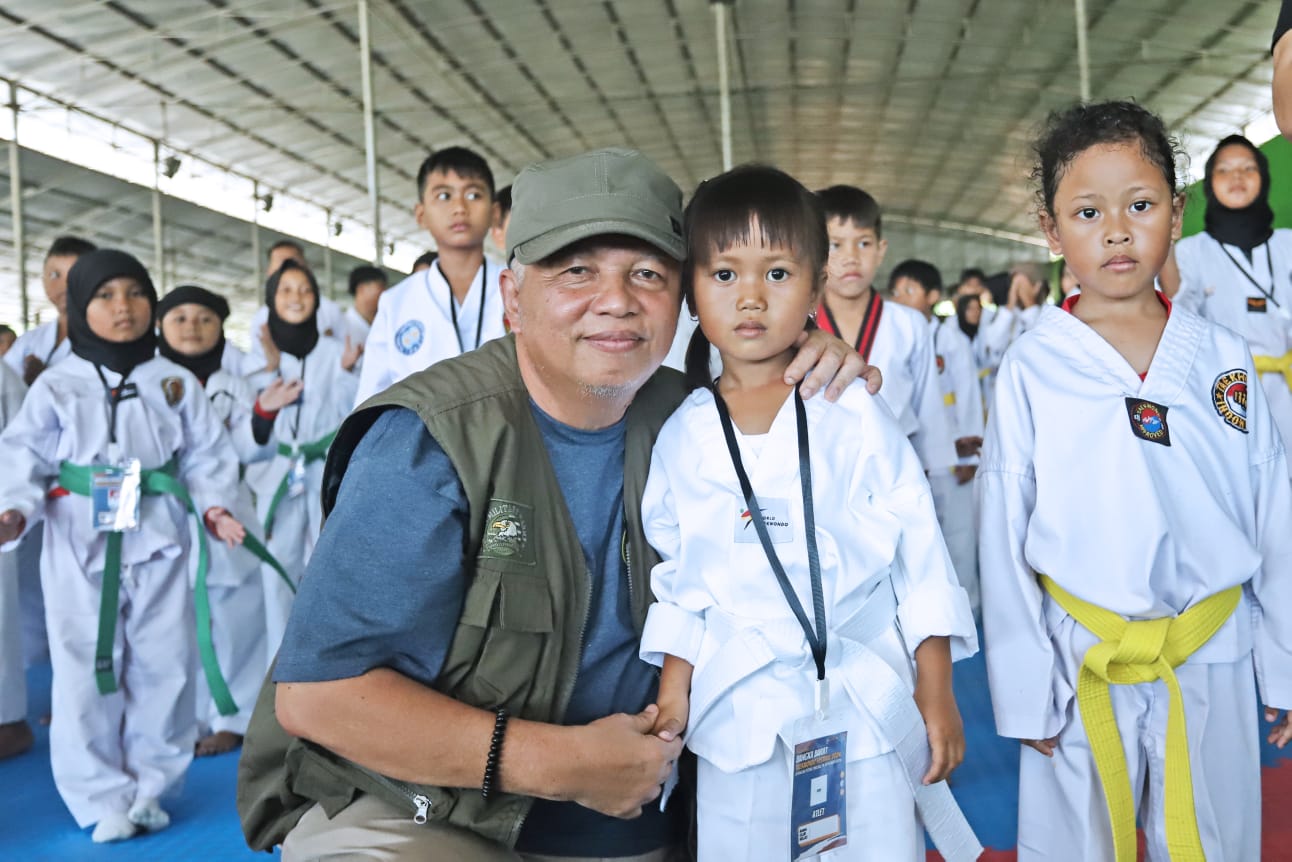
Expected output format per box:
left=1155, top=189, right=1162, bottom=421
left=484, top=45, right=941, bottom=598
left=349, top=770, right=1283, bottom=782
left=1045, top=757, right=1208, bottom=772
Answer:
left=1254, top=351, right=1292, bottom=390
left=1039, top=575, right=1239, bottom=862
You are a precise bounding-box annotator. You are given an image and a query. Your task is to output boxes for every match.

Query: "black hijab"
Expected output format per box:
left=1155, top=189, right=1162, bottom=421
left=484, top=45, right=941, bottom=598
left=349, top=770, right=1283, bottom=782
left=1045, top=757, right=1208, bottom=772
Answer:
left=265, top=260, right=319, bottom=359
left=157, top=284, right=229, bottom=383
left=955, top=294, right=980, bottom=340
left=66, top=249, right=158, bottom=376
left=1203, top=135, right=1274, bottom=254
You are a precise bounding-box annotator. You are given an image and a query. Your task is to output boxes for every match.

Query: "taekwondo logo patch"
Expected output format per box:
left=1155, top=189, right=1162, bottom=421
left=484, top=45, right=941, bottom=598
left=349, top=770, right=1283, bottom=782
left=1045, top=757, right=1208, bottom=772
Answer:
left=480, top=499, right=534, bottom=564
left=1212, top=368, right=1248, bottom=433
left=1124, top=398, right=1170, bottom=447
left=394, top=320, right=425, bottom=355
left=1247, top=296, right=1268, bottom=314
left=734, top=496, right=793, bottom=544
left=160, top=376, right=185, bottom=407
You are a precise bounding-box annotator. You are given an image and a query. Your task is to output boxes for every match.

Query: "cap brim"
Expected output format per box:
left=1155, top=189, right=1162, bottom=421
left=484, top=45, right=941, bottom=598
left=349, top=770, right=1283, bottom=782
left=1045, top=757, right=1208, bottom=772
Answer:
left=511, top=217, right=684, bottom=265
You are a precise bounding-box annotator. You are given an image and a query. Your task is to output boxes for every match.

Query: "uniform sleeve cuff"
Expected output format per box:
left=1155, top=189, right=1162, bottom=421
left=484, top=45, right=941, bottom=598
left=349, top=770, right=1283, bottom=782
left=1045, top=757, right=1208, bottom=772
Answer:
left=897, top=580, right=978, bottom=660
left=640, top=602, right=706, bottom=667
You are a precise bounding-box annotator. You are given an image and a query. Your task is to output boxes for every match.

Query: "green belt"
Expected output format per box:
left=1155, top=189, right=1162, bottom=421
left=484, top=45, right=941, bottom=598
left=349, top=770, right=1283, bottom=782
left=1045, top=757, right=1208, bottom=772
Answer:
left=262, top=430, right=337, bottom=540
left=58, top=457, right=236, bottom=716
left=242, top=531, right=296, bottom=595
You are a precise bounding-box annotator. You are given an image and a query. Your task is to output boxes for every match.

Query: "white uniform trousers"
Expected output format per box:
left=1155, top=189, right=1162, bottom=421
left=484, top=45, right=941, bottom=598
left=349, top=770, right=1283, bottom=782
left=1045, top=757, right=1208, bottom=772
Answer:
left=1017, top=656, right=1259, bottom=862
left=257, top=491, right=315, bottom=657
left=697, top=745, right=921, bottom=862
left=17, top=528, right=47, bottom=665
left=44, top=550, right=196, bottom=827
left=926, top=472, right=979, bottom=618
left=0, top=547, right=25, bottom=723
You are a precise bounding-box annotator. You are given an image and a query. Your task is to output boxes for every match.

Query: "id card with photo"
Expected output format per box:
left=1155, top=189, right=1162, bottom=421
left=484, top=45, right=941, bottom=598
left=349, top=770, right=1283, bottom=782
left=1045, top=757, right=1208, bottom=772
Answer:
left=789, top=722, right=848, bottom=860
left=90, top=459, right=142, bottom=532
left=287, top=454, right=307, bottom=498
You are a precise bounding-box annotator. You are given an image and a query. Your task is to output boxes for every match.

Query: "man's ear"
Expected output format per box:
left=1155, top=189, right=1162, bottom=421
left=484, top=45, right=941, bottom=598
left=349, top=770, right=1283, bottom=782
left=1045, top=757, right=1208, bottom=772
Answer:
left=500, top=267, right=522, bottom=334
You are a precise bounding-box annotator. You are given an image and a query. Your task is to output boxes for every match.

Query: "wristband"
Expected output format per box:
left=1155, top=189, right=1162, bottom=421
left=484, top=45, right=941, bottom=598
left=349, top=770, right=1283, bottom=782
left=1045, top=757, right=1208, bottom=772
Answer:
left=481, top=708, right=509, bottom=800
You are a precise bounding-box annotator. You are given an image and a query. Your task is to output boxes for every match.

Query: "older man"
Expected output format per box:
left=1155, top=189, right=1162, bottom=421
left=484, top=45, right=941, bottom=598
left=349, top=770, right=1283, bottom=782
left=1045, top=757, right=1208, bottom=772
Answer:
left=238, top=149, right=873, bottom=860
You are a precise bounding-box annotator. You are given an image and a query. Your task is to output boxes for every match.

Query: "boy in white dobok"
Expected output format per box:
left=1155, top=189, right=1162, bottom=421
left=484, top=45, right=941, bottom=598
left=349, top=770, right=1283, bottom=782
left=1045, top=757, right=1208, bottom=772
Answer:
left=979, top=101, right=1292, bottom=862
left=0, top=250, right=243, bottom=842
left=890, top=260, right=984, bottom=616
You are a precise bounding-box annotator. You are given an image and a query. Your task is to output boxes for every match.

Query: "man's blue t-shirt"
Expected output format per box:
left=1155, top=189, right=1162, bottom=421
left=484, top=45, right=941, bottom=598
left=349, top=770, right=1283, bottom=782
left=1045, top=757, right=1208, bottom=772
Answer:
left=275, top=406, right=680, bottom=855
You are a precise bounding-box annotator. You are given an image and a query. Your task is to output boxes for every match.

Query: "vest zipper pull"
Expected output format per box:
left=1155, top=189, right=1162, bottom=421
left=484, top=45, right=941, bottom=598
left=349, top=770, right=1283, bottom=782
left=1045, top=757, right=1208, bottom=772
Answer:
left=412, top=794, right=431, bottom=824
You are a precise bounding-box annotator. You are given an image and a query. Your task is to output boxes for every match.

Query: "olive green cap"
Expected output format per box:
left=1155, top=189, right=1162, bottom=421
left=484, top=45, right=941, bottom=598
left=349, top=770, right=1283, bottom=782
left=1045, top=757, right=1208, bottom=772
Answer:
left=506, top=148, right=685, bottom=265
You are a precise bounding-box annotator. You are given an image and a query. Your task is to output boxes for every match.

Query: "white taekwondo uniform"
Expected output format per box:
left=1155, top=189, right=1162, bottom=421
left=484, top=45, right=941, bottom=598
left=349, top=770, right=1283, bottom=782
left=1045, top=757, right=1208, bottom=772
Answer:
left=1173, top=229, right=1292, bottom=477
left=978, top=301, right=1292, bottom=862
left=4, top=319, right=72, bottom=378
left=640, top=382, right=979, bottom=862
left=249, top=297, right=347, bottom=351
left=243, top=337, right=357, bottom=654
left=354, top=258, right=506, bottom=406
left=975, top=304, right=1042, bottom=416
left=818, top=295, right=957, bottom=474
left=0, top=354, right=238, bottom=827
left=193, top=367, right=275, bottom=737
left=0, top=361, right=27, bottom=726
left=927, top=315, right=985, bottom=615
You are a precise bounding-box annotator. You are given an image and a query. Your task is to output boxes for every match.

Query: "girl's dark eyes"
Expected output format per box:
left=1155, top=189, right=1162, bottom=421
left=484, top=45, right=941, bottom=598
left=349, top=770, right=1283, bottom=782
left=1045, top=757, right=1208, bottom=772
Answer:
left=713, top=269, right=736, bottom=282
left=767, top=268, right=790, bottom=282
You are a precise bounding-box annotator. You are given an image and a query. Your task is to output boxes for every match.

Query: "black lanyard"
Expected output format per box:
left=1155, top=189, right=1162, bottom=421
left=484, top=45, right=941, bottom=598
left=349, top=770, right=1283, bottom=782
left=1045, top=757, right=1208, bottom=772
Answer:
left=1220, top=242, right=1279, bottom=308
left=93, top=364, right=138, bottom=446
left=445, top=260, right=488, bottom=353
left=713, top=387, right=827, bottom=681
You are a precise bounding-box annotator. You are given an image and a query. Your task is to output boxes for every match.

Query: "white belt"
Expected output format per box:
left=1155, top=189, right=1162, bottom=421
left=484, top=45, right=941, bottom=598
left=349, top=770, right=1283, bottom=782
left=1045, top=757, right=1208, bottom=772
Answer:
left=691, top=579, right=982, bottom=862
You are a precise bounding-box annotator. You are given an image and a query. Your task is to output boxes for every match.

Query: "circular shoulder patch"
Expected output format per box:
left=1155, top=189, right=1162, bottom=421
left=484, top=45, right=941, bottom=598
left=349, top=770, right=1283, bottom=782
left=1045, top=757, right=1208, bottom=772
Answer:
left=1212, top=368, right=1248, bottom=433
left=394, top=320, right=425, bottom=356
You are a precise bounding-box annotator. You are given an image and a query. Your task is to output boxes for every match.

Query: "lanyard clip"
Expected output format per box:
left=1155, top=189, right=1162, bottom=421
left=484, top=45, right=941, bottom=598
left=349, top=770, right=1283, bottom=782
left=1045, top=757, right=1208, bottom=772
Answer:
left=814, top=676, right=830, bottom=719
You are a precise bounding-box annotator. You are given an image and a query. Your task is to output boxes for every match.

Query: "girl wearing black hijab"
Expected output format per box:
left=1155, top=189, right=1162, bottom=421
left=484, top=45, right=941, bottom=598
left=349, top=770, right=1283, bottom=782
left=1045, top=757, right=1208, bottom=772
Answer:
left=1163, top=135, right=1292, bottom=475
left=0, top=250, right=243, bottom=842
left=157, top=285, right=301, bottom=757
left=243, top=260, right=359, bottom=655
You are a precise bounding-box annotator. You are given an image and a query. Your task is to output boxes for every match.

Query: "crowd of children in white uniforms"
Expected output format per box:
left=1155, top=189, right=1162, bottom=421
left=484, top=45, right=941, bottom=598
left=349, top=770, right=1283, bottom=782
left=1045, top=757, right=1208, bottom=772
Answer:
left=2, top=104, right=1292, bottom=861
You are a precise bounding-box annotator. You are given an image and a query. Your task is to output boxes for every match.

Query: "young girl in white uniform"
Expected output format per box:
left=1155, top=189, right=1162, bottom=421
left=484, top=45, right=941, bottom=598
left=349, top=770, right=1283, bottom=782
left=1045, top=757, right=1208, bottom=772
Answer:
left=157, top=285, right=300, bottom=757
left=979, top=102, right=1292, bottom=862
left=1161, top=135, right=1292, bottom=477
left=244, top=260, right=358, bottom=653
left=0, top=360, right=29, bottom=760
left=640, top=166, right=980, bottom=862
left=0, top=250, right=244, bottom=841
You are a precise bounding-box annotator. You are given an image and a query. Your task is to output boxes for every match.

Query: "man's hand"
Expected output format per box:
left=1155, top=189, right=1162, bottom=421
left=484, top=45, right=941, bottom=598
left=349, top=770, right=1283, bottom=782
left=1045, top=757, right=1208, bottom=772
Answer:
left=564, top=705, right=683, bottom=819
left=0, top=510, right=25, bottom=545
left=258, top=323, right=281, bottom=373
left=787, top=329, right=882, bottom=402
left=21, top=355, right=45, bottom=386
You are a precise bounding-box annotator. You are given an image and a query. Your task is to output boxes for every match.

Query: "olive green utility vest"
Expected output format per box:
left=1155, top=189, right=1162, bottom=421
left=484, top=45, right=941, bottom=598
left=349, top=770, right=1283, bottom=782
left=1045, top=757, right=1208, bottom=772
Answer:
left=237, top=335, right=687, bottom=851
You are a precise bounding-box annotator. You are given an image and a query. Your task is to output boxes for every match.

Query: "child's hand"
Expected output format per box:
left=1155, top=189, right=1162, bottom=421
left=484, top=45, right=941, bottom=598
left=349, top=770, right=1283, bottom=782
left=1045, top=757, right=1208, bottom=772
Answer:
left=258, top=378, right=304, bottom=412
left=953, top=465, right=977, bottom=485
left=0, top=509, right=25, bottom=545
left=1021, top=737, right=1059, bottom=757
left=915, top=683, right=965, bottom=784
left=1266, top=707, right=1292, bottom=748
left=650, top=693, right=689, bottom=742
left=341, top=335, right=363, bottom=372
left=954, top=436, right=983, bottom=459
left=204, top=507, right=247, bottom=548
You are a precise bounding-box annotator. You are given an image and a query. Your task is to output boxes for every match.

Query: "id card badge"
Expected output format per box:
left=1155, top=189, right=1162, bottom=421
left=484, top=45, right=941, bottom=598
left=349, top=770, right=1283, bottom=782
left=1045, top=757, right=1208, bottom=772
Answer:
left=90, top=458, right=142, bottom=532
left=287, top=451, right=307, bottom=499
left=789, top=679, right=848, bottom=860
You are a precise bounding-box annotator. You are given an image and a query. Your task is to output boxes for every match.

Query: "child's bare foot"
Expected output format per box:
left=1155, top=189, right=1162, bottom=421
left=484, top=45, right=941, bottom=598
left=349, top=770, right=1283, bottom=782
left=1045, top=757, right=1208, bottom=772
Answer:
left=0, top=720, right=34, bottom=759
left=194, top=730, right=243, bottom=757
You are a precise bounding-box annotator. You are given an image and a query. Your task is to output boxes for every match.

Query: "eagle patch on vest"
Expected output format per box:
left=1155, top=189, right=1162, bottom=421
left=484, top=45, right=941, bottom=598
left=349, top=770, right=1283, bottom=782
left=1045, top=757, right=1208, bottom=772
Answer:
left=161, top=376, right=185, bottom=407
left=481, top=499, right=535, bottom=564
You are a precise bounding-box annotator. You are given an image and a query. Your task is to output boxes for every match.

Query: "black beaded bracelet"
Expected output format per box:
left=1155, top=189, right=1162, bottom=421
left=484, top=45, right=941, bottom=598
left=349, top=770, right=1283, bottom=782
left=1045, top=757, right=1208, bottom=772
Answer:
left=481, top=708, right=509, bottom=800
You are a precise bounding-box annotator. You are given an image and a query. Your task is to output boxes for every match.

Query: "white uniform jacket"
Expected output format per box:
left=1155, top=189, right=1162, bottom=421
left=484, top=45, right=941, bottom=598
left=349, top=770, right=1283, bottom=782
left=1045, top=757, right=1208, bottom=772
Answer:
left=4, top=319, right=71, bottom=377
left=931, top=316, right=985, bottom=466
left=640, top=383, right=977, bottom=774
left=342, top=306, right=371, bottom=349
left=865, top=299, right=957, bottom=472
left=221, top=342, right=248, bottom=378
left=0, top=354, right=239, bottom=567
left=250, top=297, right=347, bottom=344
left=355, top=258, right=506, bottom=405
left=0, top=360, right=25, bottom=427
left=977, top=304, right=1292, bottom=741
left=1174, top=229, right=1292, bottom=474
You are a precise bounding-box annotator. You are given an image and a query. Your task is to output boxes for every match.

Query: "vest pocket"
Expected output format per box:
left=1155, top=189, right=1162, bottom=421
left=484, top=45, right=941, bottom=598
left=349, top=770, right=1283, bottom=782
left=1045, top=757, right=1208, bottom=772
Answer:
left=455, top=566, right=554, bottom=709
